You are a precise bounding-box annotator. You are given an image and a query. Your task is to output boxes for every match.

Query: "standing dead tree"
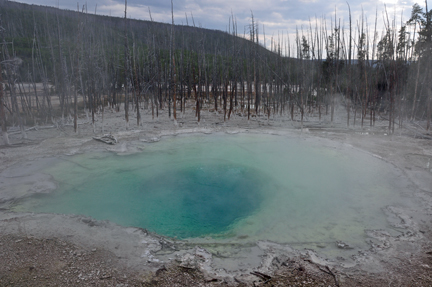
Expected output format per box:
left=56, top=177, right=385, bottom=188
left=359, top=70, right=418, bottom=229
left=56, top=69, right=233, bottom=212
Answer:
left=123, top=0, right=130, bottom=128
left=170, top=0, right=177, bottom=125
left=0, top=20, right=8, bottom=145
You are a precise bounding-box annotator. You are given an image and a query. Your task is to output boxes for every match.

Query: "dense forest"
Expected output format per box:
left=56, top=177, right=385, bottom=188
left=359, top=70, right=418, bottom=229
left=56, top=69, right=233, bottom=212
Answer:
left=0, top=0, right=431, bottom=145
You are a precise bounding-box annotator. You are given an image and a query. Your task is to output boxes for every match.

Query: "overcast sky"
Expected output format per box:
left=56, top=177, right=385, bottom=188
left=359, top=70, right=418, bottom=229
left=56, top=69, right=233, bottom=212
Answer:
left=15, top=0, right=427, bottom=51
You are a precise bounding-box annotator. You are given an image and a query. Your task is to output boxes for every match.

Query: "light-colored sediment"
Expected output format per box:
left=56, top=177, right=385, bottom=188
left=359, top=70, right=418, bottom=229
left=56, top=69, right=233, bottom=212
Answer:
left=1, top=103, right=432, bottom=285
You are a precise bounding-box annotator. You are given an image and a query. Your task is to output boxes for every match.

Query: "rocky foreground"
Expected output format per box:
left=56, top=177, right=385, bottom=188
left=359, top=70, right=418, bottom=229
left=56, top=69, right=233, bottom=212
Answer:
left=1, top=233, right=432, bottom=286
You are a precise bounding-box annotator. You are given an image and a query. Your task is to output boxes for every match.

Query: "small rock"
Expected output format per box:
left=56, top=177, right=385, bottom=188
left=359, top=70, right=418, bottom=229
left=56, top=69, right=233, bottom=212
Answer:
left=336, top=241, right=353, bottom=249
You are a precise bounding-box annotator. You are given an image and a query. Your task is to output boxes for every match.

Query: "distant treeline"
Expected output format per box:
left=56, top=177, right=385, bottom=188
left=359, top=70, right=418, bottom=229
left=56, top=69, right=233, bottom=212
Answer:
left=0, top=0, right=431, bottom=144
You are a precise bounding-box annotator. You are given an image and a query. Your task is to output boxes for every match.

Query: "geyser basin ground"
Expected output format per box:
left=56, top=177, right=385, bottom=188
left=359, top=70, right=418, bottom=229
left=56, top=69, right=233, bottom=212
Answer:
left=13, top=133, right=414, bottom=258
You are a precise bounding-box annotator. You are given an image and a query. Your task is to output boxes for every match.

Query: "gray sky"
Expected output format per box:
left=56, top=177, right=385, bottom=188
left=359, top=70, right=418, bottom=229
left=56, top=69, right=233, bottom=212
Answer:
left=16, top=0, right=426, bottom=53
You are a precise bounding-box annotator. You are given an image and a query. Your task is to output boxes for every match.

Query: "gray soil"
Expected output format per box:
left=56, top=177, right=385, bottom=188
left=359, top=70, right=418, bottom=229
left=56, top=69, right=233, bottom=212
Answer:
left=1, top=101, right=432, bottom=286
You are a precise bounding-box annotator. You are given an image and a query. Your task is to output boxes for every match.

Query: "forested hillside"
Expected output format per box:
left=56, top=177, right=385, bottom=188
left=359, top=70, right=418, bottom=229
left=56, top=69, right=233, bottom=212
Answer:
left=0, top=0, right=276, bottom=76
left=0, top=0, right=431, bottom=145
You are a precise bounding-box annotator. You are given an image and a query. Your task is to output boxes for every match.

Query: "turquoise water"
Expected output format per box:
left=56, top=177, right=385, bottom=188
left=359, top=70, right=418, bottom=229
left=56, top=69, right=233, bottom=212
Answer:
left=16, top=133, right=412, bottom=253
left=30, top=161, right=265, bottom=239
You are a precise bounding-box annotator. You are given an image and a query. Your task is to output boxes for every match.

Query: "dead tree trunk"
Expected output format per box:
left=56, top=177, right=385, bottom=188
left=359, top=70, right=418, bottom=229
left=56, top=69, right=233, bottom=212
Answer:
left=0, top=61, right=9, bottom=145
left=124, top=0, right=129, bottom=126
left=171, top=0, right=177, bottom=124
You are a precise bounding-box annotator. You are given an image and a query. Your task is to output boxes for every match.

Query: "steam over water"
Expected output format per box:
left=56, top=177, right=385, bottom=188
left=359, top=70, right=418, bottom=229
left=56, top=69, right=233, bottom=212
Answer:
left=16, top=133, right=413, bottom=256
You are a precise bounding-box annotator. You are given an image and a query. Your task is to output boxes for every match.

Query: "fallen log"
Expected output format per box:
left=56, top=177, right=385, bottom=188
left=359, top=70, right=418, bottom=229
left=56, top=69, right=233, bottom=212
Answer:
left=250, top=271, right=271, bottom=281
left=93, top=134, right=118, bottom=145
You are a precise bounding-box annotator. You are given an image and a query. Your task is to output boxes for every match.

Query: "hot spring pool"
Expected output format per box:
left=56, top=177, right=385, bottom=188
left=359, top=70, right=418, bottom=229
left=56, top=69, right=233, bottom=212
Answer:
left=14, top=133, right=414, bottom=256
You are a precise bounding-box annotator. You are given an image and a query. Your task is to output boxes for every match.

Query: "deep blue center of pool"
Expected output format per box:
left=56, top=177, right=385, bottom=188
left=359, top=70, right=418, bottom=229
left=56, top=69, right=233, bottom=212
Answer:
left=29, top=162, right=264, bottom=239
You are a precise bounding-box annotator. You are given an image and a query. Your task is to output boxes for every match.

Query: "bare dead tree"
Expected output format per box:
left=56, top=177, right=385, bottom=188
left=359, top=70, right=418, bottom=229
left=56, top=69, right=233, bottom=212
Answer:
left=170, top=0, right=177, bottom=125
left=124, top=0, right=129, bottom=127
left=0, top=15, right=9, bottom=145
